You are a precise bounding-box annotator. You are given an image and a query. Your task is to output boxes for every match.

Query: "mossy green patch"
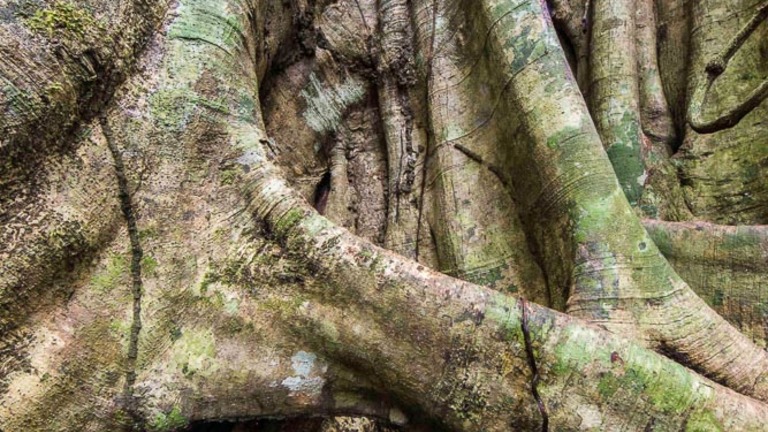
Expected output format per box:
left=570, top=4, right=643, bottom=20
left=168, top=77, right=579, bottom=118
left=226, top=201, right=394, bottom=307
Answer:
left=646, top=225, right=672, bottom=254
left=149, top=87, right=198, bottom=131
left=216, top=256, right=253, bottom=286
left=484, top=293, right=525, bottom=344
left=606, top=111, right=644, bottom=206
left=553, top=324, right=710, bottom=415
left=149, top=80, right=231, bottom=131
left=491, top=0, right=549, bottom=76
left=546, top=125, right=582, bottom=150
left=142, top=255, right=159, bottom=276
left=169, top=322, right=182, bottom=341
left=756, top=302, right=768, bottom=318
left=597, top=367, right=645, bottom=399
left=219, top=166, right=239, bottom=185
left=275, top=208, right=306, bottom=237
left=220, top=316, right=252, bottom=335
left=43, top=82, right=66, bottom=102
left=465, top=265, right=504, bottom=288
left=26, top=1, right=102, bottom=39
left=90, top=253, right=128, bottom=293
left=198, top=270, right=218, bottom=295
left=721, top=231, right=760, bottom=250
left=138, top=227, right=159, bottom=241
left=236, top=90, right=257, bottom=122
left=148, top=405, right=188, bottom=432
left=712, top=289, right=724, bottom=307
left=108, top=318, right=130, bottom=337
left=684, top=410, right=724, bottom=432
left=261, top=295, right=306, bottom=318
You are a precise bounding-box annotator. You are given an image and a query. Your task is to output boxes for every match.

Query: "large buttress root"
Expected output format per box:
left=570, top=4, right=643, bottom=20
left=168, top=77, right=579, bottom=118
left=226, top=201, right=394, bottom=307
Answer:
left=587, top=0, right=647, bottom=207
left=408, top=0, right=550, bottom=304
left=472, top=0, right=768, bottom=402
left=245, top=157, right=768, bottom=430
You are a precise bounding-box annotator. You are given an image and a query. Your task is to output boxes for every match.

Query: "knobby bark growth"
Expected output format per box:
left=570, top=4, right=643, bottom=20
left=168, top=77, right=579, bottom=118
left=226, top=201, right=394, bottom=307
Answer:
left=1, top=0, right=767, bottom=431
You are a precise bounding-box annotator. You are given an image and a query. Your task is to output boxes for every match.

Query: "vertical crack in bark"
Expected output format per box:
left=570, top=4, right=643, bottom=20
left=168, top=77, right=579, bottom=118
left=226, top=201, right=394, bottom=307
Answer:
left=100, top=115, right=144, bottom=427
left=519, top=298, right=549, bottom=432
left=353, top=0, right=371, bottom=33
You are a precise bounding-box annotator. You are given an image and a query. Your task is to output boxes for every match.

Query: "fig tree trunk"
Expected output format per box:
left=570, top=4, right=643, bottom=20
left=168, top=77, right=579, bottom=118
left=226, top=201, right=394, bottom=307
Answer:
left=2, top=0, right=768, bottom=431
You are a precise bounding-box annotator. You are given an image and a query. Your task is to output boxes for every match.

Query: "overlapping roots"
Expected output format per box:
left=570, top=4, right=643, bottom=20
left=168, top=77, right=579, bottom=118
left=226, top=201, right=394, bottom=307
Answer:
left=2, top=0, right=768, bottom=430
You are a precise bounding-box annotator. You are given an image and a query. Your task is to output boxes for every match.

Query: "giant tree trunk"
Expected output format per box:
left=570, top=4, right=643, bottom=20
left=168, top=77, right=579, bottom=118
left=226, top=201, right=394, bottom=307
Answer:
left=2, top=0, right=768, bottom=431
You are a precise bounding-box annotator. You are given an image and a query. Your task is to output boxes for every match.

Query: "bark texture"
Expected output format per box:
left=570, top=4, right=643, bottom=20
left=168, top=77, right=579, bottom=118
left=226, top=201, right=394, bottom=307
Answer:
left=1, top=0, right=768, bottom=431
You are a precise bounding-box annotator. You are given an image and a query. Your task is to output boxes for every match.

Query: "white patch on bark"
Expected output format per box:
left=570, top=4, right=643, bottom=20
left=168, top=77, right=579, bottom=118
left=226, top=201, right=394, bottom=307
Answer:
left=280, top=351, right=327, bottom=396
left=577, top=404, right=603, bottom=429
left=301, top=73, right=365, bottom=133
left=637, top=170, right=648, bottom=186
left=233, top=126, right=267, bottom=166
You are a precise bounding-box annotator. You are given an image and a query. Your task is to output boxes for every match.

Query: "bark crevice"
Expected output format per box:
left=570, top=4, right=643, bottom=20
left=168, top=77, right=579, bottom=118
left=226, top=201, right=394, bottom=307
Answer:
left=101, top=115, right=144, bottom=428
left=519, top=299, right=548, bottom=432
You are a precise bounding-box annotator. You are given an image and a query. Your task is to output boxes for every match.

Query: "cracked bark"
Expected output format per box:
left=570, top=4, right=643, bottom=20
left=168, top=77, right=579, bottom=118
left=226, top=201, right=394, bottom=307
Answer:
left=101, top=115, right=145, bottom=426
left=518, top=299, right=548, bottom=432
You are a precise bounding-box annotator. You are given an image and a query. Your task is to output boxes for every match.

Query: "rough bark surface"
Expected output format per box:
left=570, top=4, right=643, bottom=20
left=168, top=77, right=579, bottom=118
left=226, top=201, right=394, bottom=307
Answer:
left=1, top=0, right=768, bottom=431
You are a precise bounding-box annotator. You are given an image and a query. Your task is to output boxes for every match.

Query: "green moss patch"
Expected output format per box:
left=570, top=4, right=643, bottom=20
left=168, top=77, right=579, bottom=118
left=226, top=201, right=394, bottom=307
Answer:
left=26, top=1, right=101, bottom=39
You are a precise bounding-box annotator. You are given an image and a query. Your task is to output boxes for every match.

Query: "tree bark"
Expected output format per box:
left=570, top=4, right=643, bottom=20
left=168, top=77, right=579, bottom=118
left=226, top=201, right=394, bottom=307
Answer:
left=2, top=0, right=768, bottom=431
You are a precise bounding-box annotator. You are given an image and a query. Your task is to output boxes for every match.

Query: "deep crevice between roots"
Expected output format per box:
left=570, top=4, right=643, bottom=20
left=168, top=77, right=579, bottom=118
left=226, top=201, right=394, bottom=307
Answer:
left=313, top=171, right=332, bottom=215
